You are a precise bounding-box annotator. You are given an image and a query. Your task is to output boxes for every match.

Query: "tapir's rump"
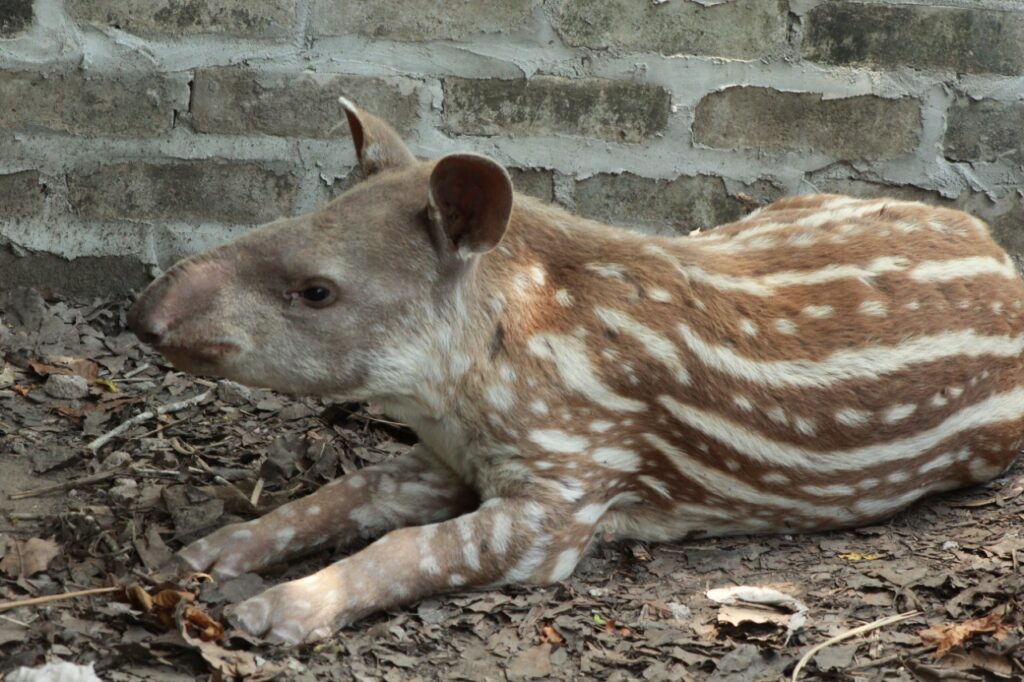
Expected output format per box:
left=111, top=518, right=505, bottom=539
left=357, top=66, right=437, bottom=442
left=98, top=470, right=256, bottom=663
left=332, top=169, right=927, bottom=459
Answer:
left=128, top=99, right=1024, bottom=644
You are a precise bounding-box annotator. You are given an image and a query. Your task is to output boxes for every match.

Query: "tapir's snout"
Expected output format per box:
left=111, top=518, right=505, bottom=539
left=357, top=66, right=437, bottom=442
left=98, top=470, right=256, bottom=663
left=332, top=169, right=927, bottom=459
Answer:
left=128, top=256, right=243, bottom=369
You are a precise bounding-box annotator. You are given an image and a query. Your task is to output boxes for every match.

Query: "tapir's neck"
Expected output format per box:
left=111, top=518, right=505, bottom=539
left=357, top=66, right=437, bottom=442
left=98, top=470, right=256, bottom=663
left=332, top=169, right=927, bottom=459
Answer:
left=390, top=198, right=703, bottom=431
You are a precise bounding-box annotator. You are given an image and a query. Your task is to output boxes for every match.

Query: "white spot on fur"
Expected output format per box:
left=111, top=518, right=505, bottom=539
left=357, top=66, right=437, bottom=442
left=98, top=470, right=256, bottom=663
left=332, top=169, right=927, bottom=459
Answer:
left=530, top=429, right=589, bottom=453
left=306, top=505, right=321, bottom=516
left=590, top=420, right=614, bottom=433
left=859, top=300, right=887, bottom=317
left=733, top=396, right=753, bottom=412
left=274, top=527, right=295, bottom=551
left=774, top=319, right=798, bottom=335
left=491, top=512, right=512, bottom=554
left=739, top=318, right=758, bottom=336
left=575, top=503, right=608, bottom=525
left=639, top=474, right=672, bottom=498
left=530, top=400, right=549, bottom=415
left=801, top=305, right=833, bottom=319
left=550, top=548, right=580, bottom=582
left=592, top=447, right=641, bottom=472
left=648, top=287, right=673, bottom=303
left=485, top=384, right=516, bottom=411
left=883, top=403, right=917, bottom=423
left=555, top=289, right=574, bottom=307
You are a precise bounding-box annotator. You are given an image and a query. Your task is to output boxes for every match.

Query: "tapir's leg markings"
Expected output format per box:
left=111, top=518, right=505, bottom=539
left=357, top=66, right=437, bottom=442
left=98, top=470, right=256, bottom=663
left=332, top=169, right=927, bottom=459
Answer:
left=226, top=496, right=603, bottom=644
left=177, top=445, right=475, bottom=579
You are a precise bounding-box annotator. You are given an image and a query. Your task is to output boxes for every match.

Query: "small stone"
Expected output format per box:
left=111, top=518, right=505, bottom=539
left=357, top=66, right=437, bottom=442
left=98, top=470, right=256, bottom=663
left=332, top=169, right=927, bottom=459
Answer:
left=101, top=450, right=132, bottom=470
left=43, top=374, right=89, bottom=400
left=217, top=379, right=252, bottom=406
left=109, top=478, right=139, bottom=504
left=942, top=540, right=959, bottom=551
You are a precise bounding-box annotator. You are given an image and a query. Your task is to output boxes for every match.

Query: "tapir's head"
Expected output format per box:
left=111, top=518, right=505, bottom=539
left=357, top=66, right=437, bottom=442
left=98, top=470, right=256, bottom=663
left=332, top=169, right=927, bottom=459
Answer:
left=128, top=99, right=513, bottom=399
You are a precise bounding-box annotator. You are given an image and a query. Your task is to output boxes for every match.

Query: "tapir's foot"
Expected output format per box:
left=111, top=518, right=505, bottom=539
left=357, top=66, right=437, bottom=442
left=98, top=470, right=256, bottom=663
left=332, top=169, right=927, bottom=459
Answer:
left=226, top=569, right=348, bottom=644
left=177, top=521, right=280, bottom=580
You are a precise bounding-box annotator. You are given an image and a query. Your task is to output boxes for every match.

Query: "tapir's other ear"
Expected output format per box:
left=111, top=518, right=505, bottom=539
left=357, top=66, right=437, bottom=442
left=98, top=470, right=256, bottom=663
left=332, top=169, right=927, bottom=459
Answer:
left=339, top=96, right=417, bottom=177
left=428, top=153, right=513, bottom=257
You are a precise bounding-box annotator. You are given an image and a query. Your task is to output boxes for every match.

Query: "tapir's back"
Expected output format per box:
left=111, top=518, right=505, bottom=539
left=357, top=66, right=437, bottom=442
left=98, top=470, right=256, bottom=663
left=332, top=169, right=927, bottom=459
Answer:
left=522, top=194, right=1024, bottom=540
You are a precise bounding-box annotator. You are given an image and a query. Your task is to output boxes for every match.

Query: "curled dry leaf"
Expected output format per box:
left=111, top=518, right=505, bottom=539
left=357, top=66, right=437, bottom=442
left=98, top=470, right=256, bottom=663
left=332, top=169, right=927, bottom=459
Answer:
left=538, top=622, right=564, bottom=645
left=184, top=606, right=225, bottom=642
left=919, top=610, right=1010, bottom=659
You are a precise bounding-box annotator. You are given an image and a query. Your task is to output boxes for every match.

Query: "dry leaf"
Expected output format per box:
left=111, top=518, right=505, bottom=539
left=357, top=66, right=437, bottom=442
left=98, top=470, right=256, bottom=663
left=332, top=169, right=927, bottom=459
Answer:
left=0, top=537, right=60, bottom=578
left=29, top=357, right=99, bottom=382
left=538, top=623, right=564, bottom=645
left=919, top=611, right=1010, bottom=659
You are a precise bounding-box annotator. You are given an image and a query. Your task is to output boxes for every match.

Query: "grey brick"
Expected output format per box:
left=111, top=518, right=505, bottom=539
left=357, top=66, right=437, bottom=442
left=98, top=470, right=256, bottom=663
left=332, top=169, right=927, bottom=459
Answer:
left=693, top=87, right=920, bottom=159
left=0, top=171, right=45, bottom=218
left=803, top=3, right=1024, bottom=76
left=510, top=168, right=554, bottom=203
left=556, top=0, right=788, bottom=59
left=67, top=161, right=299, bottom=224
left=67, top=0, right=296, bottom=37
left=312, top=0, right=538, bottom=41
left=945, top=99, right=1024, bottom=162
left=574, top=173, right=743, bottom=236
left=0, top=71, right=185, bottom=136
left=192, top=69, right=420, bottom=138
left=0, top=244, right=149, bottom=298
left=0, top=0, right=33, bottom=36
left=443, top=77, right=670, bottom=143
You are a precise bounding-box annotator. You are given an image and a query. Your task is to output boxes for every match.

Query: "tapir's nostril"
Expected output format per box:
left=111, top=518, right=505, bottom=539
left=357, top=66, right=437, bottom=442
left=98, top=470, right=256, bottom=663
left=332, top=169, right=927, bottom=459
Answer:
left=127, top=295, right=168, bottom=347
left=136, top=328, right=163, bottom=346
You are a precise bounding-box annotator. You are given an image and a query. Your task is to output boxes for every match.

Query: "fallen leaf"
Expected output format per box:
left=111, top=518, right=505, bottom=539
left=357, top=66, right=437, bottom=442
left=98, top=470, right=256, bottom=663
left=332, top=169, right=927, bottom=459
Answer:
left=29, top=357, right=99, bottom=381
left=839, top=551, right=882, bottom=562
left=0, top=537, right=60, bottom=578
left=507, top=644, right=552, bottom=681
left=538, top=622, right=564, bottom=645
left=919, top=611, right=1010, bottom=659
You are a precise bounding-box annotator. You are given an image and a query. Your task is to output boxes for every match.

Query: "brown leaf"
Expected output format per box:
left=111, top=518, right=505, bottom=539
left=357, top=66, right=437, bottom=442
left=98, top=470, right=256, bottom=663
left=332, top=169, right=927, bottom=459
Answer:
left=29, top=357, right=99, bottom=382
left=538, top=623, right=564, bottom=645
left=184, top=606, right=225, bottom=642
left=507, top=644, right=552, bottom=681
left=919, top=611, right=1010, bottom=659
left=0, top=537, right=60, bottom=578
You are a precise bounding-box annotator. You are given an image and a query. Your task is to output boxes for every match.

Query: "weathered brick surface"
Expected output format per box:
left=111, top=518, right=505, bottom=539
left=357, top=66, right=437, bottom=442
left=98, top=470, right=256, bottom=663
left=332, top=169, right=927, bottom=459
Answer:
left=803, top=3, right=1024, bottom=76
left=945, top=99, right=1024, bottom=162
left=443, top=77, right=670, bottom=143
left=0, top=0, right=32, bottom=36
left=0, top=247, right=149, bottom=298
left=556, top=0, right=787, bottom=59
left=0, top=71, right=184, bottom=136
left=192, top=69, right=419, bottom=138
left=0, top=171, right=44, bottom=218
left=509, top=168, right=554, bottom=203
left=67, top=161, right=299, bottom=224
left=693, top=87, right=920, bottom=159
left=574, top=173, right=743, bottom=235
left=312, top=0, right=537, bottom=40
left=67, top=0, right=295, bottom=37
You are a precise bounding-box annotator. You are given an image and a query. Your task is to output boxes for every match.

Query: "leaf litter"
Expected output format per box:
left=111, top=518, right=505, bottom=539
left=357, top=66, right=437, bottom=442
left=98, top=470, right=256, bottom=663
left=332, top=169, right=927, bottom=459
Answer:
left=1, top=287, right=1023, bottom=680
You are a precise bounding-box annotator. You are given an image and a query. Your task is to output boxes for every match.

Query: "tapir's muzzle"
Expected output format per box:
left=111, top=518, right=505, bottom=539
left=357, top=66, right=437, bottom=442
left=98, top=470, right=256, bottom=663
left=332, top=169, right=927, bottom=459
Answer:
left=127, top=256, right=242, bottom=368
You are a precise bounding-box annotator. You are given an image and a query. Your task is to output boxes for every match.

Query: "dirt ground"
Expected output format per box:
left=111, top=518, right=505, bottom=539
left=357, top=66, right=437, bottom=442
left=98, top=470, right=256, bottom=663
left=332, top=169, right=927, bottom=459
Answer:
left=1, top=287, right=1022, bottom=681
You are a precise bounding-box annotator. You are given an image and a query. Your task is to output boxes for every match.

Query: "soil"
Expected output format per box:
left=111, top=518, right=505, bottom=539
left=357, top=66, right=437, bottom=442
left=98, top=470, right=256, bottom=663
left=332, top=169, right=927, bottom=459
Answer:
left=1, top=288, right=1022, bottom=681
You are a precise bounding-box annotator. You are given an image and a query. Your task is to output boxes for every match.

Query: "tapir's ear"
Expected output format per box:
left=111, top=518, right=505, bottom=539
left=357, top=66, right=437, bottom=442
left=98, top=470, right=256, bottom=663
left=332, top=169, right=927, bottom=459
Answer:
left=339, top=96, right=417, bottom=177
left=428, top=153, right=513, bottom=257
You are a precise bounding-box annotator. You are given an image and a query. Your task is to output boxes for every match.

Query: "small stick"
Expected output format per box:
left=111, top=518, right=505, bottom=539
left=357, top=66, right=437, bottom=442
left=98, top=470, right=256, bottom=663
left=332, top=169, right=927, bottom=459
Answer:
left=9, top=470, right=118, bottom=500
left=0, top=586, right=121, bottom=612
left=86, top=390, right=212, bottom=452
left=791, top=611, right=920, bottom=681
left=123, top=363, right=151, bottom=379
left=250, top=477, right=265, bottom=507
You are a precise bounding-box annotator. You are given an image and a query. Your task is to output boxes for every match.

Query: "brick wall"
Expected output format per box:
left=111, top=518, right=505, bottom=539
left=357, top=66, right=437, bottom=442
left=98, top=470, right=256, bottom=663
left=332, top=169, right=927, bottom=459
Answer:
left=1, top=0, right=1022, bottom=296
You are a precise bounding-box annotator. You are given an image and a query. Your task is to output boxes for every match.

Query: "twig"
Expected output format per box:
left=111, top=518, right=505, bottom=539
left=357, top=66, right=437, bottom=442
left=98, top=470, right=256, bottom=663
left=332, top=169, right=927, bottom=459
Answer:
left=849, top=644, right=934, bottom=671
left=123, top=363, right=151, bottom=379
left=791, top=611, right=920, bottom=681
left=0, top=586, right=121, bottom=612
left=9, top=470, right=118, bottom=500
left=86, top=390, right=211, bottom=452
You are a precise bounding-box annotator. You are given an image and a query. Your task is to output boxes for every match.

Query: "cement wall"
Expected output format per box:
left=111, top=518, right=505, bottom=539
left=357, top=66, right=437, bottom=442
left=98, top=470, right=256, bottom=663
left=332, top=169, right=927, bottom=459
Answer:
left=1, top=0, right=1022, bottom=296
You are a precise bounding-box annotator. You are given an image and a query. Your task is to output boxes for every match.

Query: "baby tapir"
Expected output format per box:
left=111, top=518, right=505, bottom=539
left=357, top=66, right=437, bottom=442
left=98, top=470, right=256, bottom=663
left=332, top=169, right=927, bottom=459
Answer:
left=128, top=98, right=1024, bottom=644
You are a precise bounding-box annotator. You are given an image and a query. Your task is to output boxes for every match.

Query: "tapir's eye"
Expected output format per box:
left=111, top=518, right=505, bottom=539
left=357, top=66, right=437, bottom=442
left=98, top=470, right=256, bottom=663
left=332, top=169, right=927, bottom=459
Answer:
left=302, top=286, right=330, bottom=302
left=291, top=280, right=337, bottom=308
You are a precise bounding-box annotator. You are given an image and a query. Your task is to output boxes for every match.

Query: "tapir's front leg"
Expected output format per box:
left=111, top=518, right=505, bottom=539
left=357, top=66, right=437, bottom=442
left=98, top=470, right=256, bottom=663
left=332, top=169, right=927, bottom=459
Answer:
left=178, top=445, right=476, bottom=579
left=227, top=496, right=602, bottom=643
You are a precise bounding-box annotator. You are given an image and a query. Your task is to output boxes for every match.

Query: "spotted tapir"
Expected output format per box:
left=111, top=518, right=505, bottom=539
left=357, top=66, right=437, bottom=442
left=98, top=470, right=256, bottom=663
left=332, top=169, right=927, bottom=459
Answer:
left=128, top=98, right=1024, bottom=643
